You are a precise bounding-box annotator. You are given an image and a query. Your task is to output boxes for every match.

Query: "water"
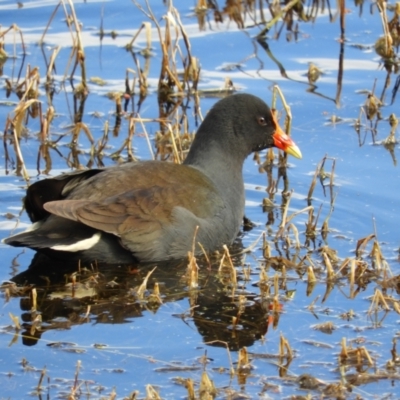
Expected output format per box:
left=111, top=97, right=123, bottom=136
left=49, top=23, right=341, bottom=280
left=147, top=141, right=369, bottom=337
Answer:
left=0, top=0, right=399, bottom=398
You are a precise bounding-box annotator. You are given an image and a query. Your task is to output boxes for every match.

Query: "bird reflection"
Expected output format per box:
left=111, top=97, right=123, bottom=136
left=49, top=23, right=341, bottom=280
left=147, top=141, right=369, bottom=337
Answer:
left=7, top=245, right=273, bottom=350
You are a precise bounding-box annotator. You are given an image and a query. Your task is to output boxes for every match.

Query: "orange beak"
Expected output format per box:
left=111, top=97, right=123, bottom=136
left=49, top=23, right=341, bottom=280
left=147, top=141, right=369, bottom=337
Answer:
left=271, top=114, right=302, bottom=159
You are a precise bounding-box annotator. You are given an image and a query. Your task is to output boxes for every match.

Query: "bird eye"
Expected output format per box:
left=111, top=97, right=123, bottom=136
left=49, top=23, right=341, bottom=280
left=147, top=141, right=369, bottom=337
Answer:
left=258, top=116, right=267, bottom=126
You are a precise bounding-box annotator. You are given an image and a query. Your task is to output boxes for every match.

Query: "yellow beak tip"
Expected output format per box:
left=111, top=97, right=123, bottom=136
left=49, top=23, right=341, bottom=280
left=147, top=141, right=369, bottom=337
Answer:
left=286, top=144, right=302, bottom=159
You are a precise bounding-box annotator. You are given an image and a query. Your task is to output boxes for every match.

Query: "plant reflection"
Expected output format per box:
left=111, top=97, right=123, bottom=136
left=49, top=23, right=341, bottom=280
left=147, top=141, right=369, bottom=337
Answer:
left=5, top=247, right=276, bottom=349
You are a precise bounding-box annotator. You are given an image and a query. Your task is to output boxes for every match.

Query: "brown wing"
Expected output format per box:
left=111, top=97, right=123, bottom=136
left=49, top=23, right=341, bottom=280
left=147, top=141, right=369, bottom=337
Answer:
left=25, top=169, right=103, bottom=222
left=44, top=182, right=224, bottom=244
left=66, top=161, right=217, bottom=204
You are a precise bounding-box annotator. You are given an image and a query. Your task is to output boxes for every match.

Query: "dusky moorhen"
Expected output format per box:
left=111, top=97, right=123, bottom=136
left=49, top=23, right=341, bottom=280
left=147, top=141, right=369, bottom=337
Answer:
left=4, top=94, right=301, bottom=263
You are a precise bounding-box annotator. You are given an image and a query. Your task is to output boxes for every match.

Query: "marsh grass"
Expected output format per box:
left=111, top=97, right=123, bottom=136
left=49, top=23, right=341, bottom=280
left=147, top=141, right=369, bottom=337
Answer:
left=1, top=0, right=400, bottom=399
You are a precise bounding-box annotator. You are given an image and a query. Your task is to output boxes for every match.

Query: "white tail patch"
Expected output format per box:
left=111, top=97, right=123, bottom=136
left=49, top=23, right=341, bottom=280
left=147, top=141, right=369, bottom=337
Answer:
left=51, top=232, right=101, bottom=252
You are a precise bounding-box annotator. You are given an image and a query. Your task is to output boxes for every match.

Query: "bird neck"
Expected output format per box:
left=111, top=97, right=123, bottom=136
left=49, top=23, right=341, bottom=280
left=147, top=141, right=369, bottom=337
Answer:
left=184, top=138, right=244, bottom=185
left=184, top=142, right=246, bottom=221
left=184, top=118, right=248, bottom=168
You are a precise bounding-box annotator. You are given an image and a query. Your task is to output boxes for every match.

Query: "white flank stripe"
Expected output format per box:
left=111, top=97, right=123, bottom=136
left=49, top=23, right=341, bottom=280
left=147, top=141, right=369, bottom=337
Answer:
left=51, top=232, right=102, bottom=252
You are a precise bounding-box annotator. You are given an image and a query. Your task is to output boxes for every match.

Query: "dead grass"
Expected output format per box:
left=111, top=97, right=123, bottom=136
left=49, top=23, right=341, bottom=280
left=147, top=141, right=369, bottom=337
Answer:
left=1, top=0, right=400, bottom=399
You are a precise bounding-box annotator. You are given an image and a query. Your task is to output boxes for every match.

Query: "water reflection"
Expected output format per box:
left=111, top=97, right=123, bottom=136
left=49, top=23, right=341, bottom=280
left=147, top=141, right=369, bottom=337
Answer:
left=7, top=245, right=273, bottom=350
